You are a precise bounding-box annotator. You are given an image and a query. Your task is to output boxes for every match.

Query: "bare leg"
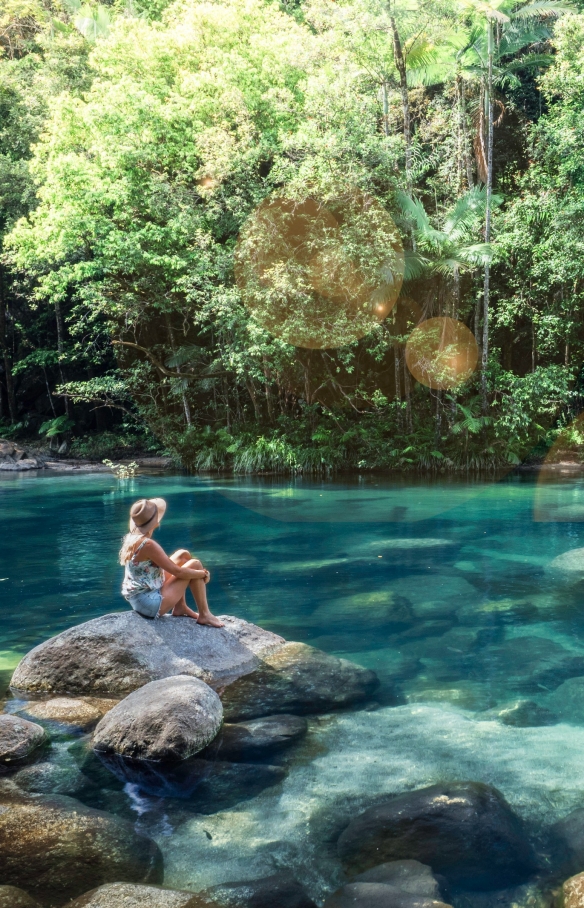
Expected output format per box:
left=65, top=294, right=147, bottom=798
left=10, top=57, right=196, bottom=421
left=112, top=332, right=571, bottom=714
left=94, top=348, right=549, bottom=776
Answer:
left=163, top=570, right=198, bottom=618
left=159, top=576, right=198, bottom=618
left=184, top=559, right=224, bottom=627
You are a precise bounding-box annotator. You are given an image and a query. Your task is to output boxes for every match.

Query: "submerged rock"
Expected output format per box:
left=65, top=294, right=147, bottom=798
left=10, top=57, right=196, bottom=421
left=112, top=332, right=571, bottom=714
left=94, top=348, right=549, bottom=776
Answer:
left=0, top=886, right=41, bottom=908
left=201, top=715, right=308, bottom=761
left=0, top=789, right=163, bottom=904
left=323, top=883, right=451, bottom=908
left=351, top=860, right=443, bottom=897
left=480, top=700, right=557, bottom=727
left=221, top=642, right=379, bottom=721
left=62, top=883, right=209, bottom=907
left=546, top=548, right=584, bottom=585
left=11, top=614, right=284, bottom=697
left=468, top=637, right=584, bottom=694
left=0, top=714, right=46, bottom=769
left=92, top=677, right=223, bottom=762
left=547, top=678, right=584, bottom=724
left=203, top=871, right=317, bottom=908
left=97, top=753, right=285, bottom=808
left=561, top=872, right=584, bottom=908
left=337, top=781, right=537, bottom=889
left=12, top=760, right=95, bottom=797
left=551, top=808, right=584, bottom=877
left=18, top=697, right=118, bottom=731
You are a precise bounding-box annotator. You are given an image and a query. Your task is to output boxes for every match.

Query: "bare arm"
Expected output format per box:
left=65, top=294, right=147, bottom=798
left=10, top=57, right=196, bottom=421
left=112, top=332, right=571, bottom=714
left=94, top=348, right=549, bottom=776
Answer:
left=138, top=539, right=207, bottom=579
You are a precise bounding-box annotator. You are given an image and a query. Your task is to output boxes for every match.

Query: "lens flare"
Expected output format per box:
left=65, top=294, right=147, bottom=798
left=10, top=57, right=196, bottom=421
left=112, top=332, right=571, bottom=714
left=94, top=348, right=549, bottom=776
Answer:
left=235, top=190, right=404, bottom=349
left=405, top=317, right=478, bottom=390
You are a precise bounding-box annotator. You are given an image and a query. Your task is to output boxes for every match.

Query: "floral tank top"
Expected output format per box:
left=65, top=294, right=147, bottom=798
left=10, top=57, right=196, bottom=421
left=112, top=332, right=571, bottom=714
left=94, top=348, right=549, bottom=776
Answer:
left=122, top=538, right=164, bottom=599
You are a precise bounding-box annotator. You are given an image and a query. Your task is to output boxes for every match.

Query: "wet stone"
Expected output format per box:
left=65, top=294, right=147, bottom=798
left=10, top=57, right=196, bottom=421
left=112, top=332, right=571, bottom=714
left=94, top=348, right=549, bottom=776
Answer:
left=0, top=789, right=163, bottom=904
left=323, top=883, right=452, bottom=908
left=62, top=883, right=210, bottom=908
left=18, top=697, right=119, bottom=731
left=547, top=678, right=584, bottom=724
left=351, top=859, right=443, bottom=897
left=480, top=700, right=557, bottom=727
left=561, top=872, right=584, bottom=908
left=546, top=548, right=584, bottom=585
left=551, top=808, right=584, bottom=877
left=12, top=760, right=96, bottom=797
left=0, top=886, right=42, bottom=908
left=337, top=781, right=537, bottom=889
left=200, top=715, right=308, bottom=761
left=203, top=871, right=317, bottom=908
left=92, top=676, right=223, bottom=762
left=221, top=642, right=379, bottom=721
left=0, top=714, right=47, bottom=769
left=467, top=636, right=584, bottom=694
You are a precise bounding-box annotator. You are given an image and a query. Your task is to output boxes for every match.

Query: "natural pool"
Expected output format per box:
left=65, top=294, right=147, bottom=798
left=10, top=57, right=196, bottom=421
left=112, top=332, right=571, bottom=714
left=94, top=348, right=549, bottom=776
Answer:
left=3, top=469, right=584, bottom=905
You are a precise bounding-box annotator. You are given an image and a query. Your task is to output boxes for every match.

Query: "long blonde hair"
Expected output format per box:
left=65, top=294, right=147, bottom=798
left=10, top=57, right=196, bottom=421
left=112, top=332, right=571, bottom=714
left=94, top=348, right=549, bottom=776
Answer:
left=119, top=532, right=146, bottom=565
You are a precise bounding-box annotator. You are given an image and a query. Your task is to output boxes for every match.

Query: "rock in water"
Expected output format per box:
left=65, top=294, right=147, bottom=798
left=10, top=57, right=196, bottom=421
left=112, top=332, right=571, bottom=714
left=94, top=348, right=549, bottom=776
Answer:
left=62, top=883, right=211, bottom=907
left=352, top=860, right=443, bottom=897
left=547, top=678, right=584, bottom=725
left=0, top=886, right=42, bottom=908
left=18, top=697, right=118, bottom=731
left=323, top=884, right=451, bottom=908
left=10, top=614, right=284, bottom=697
left=480, top=700, right=557, bottom=727
left=551, top=808, right=584, bottom=876
left=546, top=548, right=584, bottom=585
left=92, top=676, right=223, bottom=761
left=203, top=872, right=317, bottom=908
left=0, top=789, right=163, bottom=904
left=0, top=715, right=47, bottom=769
left=221, top=643, right=379, bottom=721
left=337, top=782, right=537, bottom=889
left=561, top=873, right=584, bottom=908
left=202, top=715, right=308, bottom=761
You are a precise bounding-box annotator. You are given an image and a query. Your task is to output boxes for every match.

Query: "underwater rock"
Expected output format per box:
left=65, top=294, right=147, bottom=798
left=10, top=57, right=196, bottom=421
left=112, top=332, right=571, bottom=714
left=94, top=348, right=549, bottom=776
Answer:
left=62, top=883, right=211, bottom=907
left=68, top=738, right=125, bottom=790
left=0, top=789, right=163, bottom=904
left=322, top=883, right=451, bottom=908
left=337, top=781, right=537, bottom=889
left=97, top=752, right=285, bottom=808
left=383, top=576, right=477, bottom=620
left=10, top=613, right=284, bottom=697
left=351, top=859, right=443, bottom=897
left=310, top=593, right=415, bottom=632
left=201, top=715, right=308, bottom=761
left=18, top=697, right=119, bottom=731
left=479, top=700, right=557, bottom=727
left=0, top=714, right=46, bottom=769
left=0, top=886, right=41, bottom=908
left=221, top=642, right=379, bottom=721
left=551, top=808, right=584, bottom=876
left=545, top=548, right=584, bottom=585
left=456, top=599, right=538, bottom=626
left=467, top=637, right=584, bottom=694
left=12, top=760, right=95, bottom=797
left=561, top=872, right=584, bottom=908
left=203, top=871, right=317, bottom=908
left=92, top=676, right=223, bottom=762
left=547, top=678, right=584, bottom=725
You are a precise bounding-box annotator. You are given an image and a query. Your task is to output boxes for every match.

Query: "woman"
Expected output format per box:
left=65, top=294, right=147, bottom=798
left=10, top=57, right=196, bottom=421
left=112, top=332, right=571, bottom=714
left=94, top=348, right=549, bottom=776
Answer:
left=120, top=498, right=224, bottom=626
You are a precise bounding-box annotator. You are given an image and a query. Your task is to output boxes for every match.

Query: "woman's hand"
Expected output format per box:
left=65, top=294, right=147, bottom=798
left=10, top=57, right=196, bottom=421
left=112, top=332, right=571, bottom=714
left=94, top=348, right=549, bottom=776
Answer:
left=203, top=569, right=210, bottom=584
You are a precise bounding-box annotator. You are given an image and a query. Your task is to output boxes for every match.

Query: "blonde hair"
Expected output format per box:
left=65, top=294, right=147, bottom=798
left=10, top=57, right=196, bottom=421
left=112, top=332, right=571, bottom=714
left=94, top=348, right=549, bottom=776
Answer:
left=119, top=532, right=146, bottom=565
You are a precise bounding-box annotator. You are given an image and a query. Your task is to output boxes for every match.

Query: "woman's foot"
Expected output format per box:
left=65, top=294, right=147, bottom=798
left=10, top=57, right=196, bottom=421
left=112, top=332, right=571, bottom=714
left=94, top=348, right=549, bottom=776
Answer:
left=197, top=612, right=224, bottom=628
left=172, top=604, right=199, bottom=619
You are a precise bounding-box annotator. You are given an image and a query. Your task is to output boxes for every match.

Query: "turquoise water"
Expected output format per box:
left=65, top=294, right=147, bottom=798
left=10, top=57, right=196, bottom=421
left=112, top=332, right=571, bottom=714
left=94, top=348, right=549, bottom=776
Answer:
left=4, top=470, right=584, bottom=902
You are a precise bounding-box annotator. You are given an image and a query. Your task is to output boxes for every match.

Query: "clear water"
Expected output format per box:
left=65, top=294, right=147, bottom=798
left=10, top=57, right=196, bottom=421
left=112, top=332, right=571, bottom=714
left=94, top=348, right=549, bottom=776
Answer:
left=3, top=470, right=584, bottom=903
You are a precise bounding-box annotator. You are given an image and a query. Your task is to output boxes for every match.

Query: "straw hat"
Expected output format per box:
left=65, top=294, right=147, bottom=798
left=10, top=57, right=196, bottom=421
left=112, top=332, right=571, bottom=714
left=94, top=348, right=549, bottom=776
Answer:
left=129, top=498, right=166, bottom=534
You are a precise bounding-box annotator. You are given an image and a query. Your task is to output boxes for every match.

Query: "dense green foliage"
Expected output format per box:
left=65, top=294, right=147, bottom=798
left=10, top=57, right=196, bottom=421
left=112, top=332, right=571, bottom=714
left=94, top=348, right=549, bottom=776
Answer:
left=1, top=0, right=584, bottom=471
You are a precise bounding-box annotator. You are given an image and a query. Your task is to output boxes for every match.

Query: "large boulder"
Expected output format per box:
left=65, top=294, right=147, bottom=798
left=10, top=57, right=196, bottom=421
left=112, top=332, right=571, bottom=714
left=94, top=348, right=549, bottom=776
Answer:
left=0, top=714, right=47, bottom=769
left=561, top=873, right=584, bottom=908
left=92, top=677, right=223, bottom=762
left=337, top=782, right=537, bottom=890
left=351, top=860, right=442, bottom=897
left=18, top=697, right=119, bottom=731
left=203, top=872, right=317, bottom=908
left=551, top=808, right=584, bottom=877
left=12, top=761, right=95, bottom=797
left=201, top=715, right=308, bottom=761
left=0, top=788, right=163, bottom=905
left=0, top=886, right=42, bottom=908
left=221, top=643, right=379, bottom=720
left=11, top=614, right=285, bottom=698
left=467, top=637, right=584, bottom=694
left=546, top=548, right=584, bottom=585
left=322, top=884, right=450, bottom=908
left=62, top=883, right=211, bottom=908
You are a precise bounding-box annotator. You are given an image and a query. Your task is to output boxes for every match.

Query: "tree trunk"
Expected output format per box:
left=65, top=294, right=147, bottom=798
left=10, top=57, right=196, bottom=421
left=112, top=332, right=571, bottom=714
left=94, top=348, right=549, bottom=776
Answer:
left=481, top=18, right=494, bottom=414
left=459, top=78, right=473, bottom=189
left=390, top=17, right=412, bottom=194
left=165, top=315, right=192, bottom=428
left=382, top=79, right=390, bottom=137
left=54, top=298, right=72, bottom=418
left=0, top=265, right=17, bottom=423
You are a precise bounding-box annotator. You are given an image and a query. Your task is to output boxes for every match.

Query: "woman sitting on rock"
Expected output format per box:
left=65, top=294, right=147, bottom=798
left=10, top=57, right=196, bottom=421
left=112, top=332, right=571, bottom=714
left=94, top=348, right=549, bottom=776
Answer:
left=120, top=497, right=224, bottom=627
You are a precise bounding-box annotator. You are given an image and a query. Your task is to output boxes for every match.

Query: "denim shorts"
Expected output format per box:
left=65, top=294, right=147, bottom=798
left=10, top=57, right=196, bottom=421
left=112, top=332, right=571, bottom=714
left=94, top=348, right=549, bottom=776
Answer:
left=126, top=589, right=163, bottom=619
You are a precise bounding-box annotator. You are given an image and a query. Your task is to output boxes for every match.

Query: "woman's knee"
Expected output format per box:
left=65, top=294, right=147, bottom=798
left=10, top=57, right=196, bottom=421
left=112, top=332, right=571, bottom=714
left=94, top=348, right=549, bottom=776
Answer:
left=185, top=558, right=203, bottom=570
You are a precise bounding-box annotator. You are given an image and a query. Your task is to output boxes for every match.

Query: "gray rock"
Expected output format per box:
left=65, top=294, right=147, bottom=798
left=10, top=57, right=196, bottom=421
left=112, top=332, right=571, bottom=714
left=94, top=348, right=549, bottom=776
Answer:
left=560, top=872, right=584, bottom=908
left=547, top=677, right=584, bottom=724
left=0, top=886, right=42, bottom=908
left=352, top=860, right=442, bottom=898
left=0, top=789, right=163, bottom=905
left=92, top=676, right=223, bottom=761
left=203, top=872, right=317, bottom=908
left=337, top=782, right=537, bottom=890
left=551, top=808, right=584, bottom=876
left=323, top=884, right=451, bottom=908
left=0, top=714, right=47, bottom=769
left=221, top=642, right=379, bottom=721
left=18, top=697, right=119, bottom=731
left=62, top=883, right=208, bottom=907
left=201, top=715, right=308, bottom=761
left=11, top=613, right=284, bottom=697
left=96, top=753, right=285, bottom=808
left=468, top=637, right=584, bottom=694
left=546, top=548, right=584, bottom=585
left=479, top=700, right=557, bottom=727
